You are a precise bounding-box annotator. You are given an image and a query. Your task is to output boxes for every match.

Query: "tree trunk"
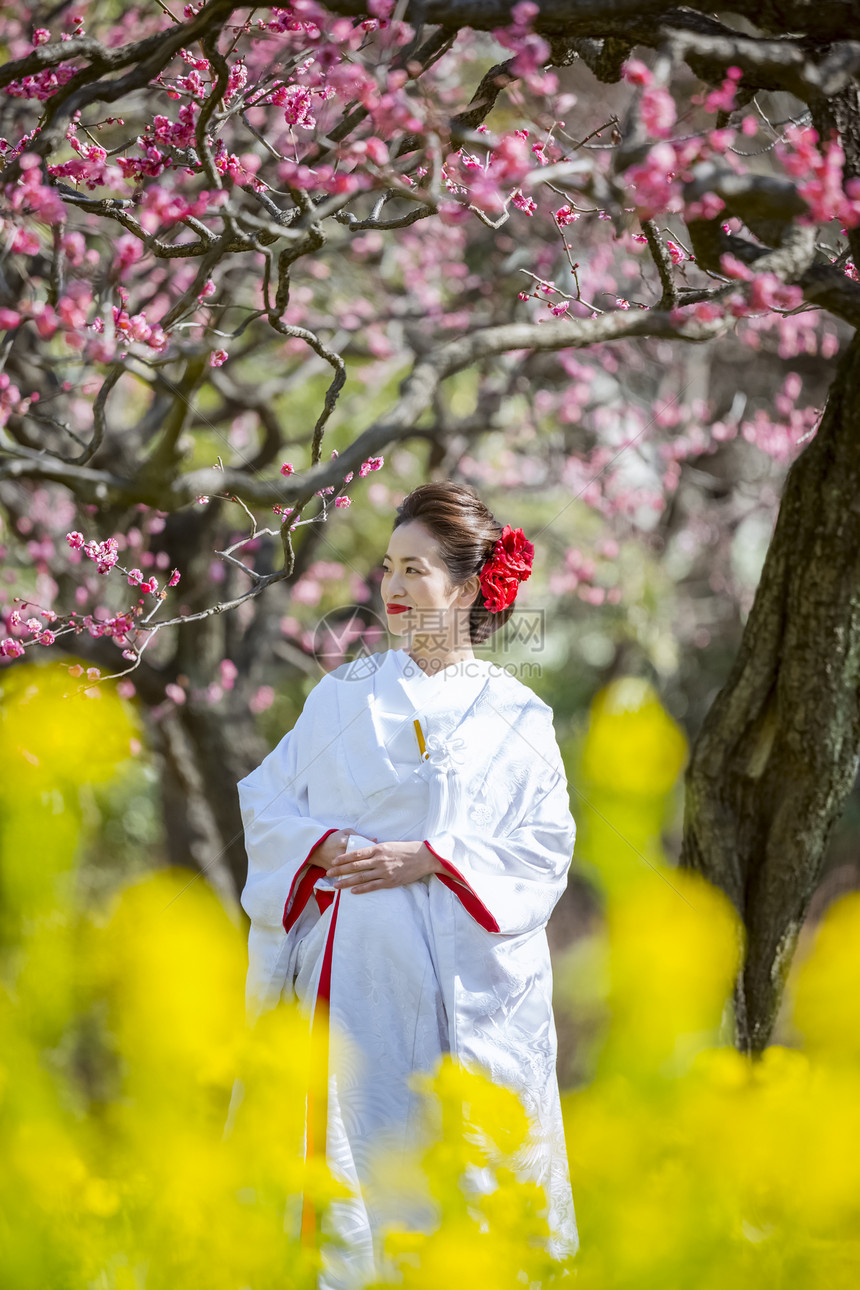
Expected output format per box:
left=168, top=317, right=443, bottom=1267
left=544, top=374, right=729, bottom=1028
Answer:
left=151, top=701, right=266, bottom=918
left=681, top=332, right=860, bottom=1054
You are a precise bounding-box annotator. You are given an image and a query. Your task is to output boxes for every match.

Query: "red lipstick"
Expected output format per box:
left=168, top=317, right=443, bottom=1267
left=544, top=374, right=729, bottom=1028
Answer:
left=386, top=603, right=410, bottom=614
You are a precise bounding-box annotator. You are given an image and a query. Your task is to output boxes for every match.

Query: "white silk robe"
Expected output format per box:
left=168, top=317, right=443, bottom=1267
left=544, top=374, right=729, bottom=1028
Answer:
left=237, top=646, right=579, bottom=1286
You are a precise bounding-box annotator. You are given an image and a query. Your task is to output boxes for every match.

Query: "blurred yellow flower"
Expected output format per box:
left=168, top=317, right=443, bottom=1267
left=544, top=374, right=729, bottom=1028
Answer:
left=580, top=676, right=688, bottom=797
left=2, top=665, right=860, bottom=1288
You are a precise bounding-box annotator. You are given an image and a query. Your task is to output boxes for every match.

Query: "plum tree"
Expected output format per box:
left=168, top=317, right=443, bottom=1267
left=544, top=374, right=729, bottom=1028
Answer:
left=2, top=0, right=859, bottom=1050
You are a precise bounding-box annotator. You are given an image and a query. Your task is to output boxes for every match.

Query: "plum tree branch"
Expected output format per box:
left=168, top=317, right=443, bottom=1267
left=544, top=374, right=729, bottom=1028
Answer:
left=683, top=166, right=860, bottom=325
left=317, top=1, right=860, bottom=44
left=1, top=0, right=239, bottom=184
left=0, top=307, right=725, bottom=511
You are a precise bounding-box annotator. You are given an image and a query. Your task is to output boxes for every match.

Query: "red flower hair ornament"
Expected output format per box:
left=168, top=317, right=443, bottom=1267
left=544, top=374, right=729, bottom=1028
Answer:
left=478, top=525, right=535, bottom=613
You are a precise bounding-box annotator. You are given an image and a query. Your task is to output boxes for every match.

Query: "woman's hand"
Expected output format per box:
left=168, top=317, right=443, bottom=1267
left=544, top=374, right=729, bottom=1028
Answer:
left=327, top=840, right=442, bottom=894
left=309, top=828, right=378, bottom=872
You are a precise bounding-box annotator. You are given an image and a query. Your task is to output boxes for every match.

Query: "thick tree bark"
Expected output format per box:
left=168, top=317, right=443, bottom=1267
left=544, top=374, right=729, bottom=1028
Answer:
left=681, top=333, right=860, bottom=1054
left=152, top=702, right=263, bottom=914
left=142, top=507, right=278, bottom=910
left=320, top=1, right=860, bottom=44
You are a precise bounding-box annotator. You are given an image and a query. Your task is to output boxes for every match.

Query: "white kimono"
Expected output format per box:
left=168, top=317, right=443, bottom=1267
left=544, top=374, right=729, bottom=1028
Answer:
left=237, top=646, right=578, bottom=1285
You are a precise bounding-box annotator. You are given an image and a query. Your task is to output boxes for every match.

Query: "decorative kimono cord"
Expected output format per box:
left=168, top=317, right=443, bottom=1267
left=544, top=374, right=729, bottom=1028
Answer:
left=413, top=717, right=468, bottom=836
left=300, top=886, right=341, bottom=1247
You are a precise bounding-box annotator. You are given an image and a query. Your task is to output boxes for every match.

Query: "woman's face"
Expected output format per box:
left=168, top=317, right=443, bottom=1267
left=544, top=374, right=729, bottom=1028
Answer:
left=381, top=520, right=479, bottom=642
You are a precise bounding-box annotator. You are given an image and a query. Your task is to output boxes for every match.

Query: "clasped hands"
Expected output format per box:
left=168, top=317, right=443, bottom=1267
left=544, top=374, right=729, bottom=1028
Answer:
left=310, top=827, right=443, bottom=895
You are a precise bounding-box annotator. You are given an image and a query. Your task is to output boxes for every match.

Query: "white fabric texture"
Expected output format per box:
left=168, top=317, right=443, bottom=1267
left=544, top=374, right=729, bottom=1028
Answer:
left=237, top=646, right=579, bottom=1285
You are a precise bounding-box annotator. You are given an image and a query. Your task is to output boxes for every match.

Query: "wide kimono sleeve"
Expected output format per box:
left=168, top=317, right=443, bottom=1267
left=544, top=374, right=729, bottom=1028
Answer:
left=422, top=699, right=576, bottom=937
left=237, top=676, right=370, bottom=1016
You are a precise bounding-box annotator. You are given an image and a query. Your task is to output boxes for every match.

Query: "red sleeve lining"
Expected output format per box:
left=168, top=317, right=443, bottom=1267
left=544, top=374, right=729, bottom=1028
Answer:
left=423, top=840, right=501, bottom=934
left=282, top=827, right=339, bottom=933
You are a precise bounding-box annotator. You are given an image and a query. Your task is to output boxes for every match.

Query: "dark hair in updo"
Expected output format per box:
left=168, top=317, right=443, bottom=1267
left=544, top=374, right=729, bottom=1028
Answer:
left=392, top=482, right=513, bottom=644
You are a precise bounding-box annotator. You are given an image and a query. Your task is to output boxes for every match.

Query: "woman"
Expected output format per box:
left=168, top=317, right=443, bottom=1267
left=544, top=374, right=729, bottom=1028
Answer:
left=237, top=482, right=578, bottom=1287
